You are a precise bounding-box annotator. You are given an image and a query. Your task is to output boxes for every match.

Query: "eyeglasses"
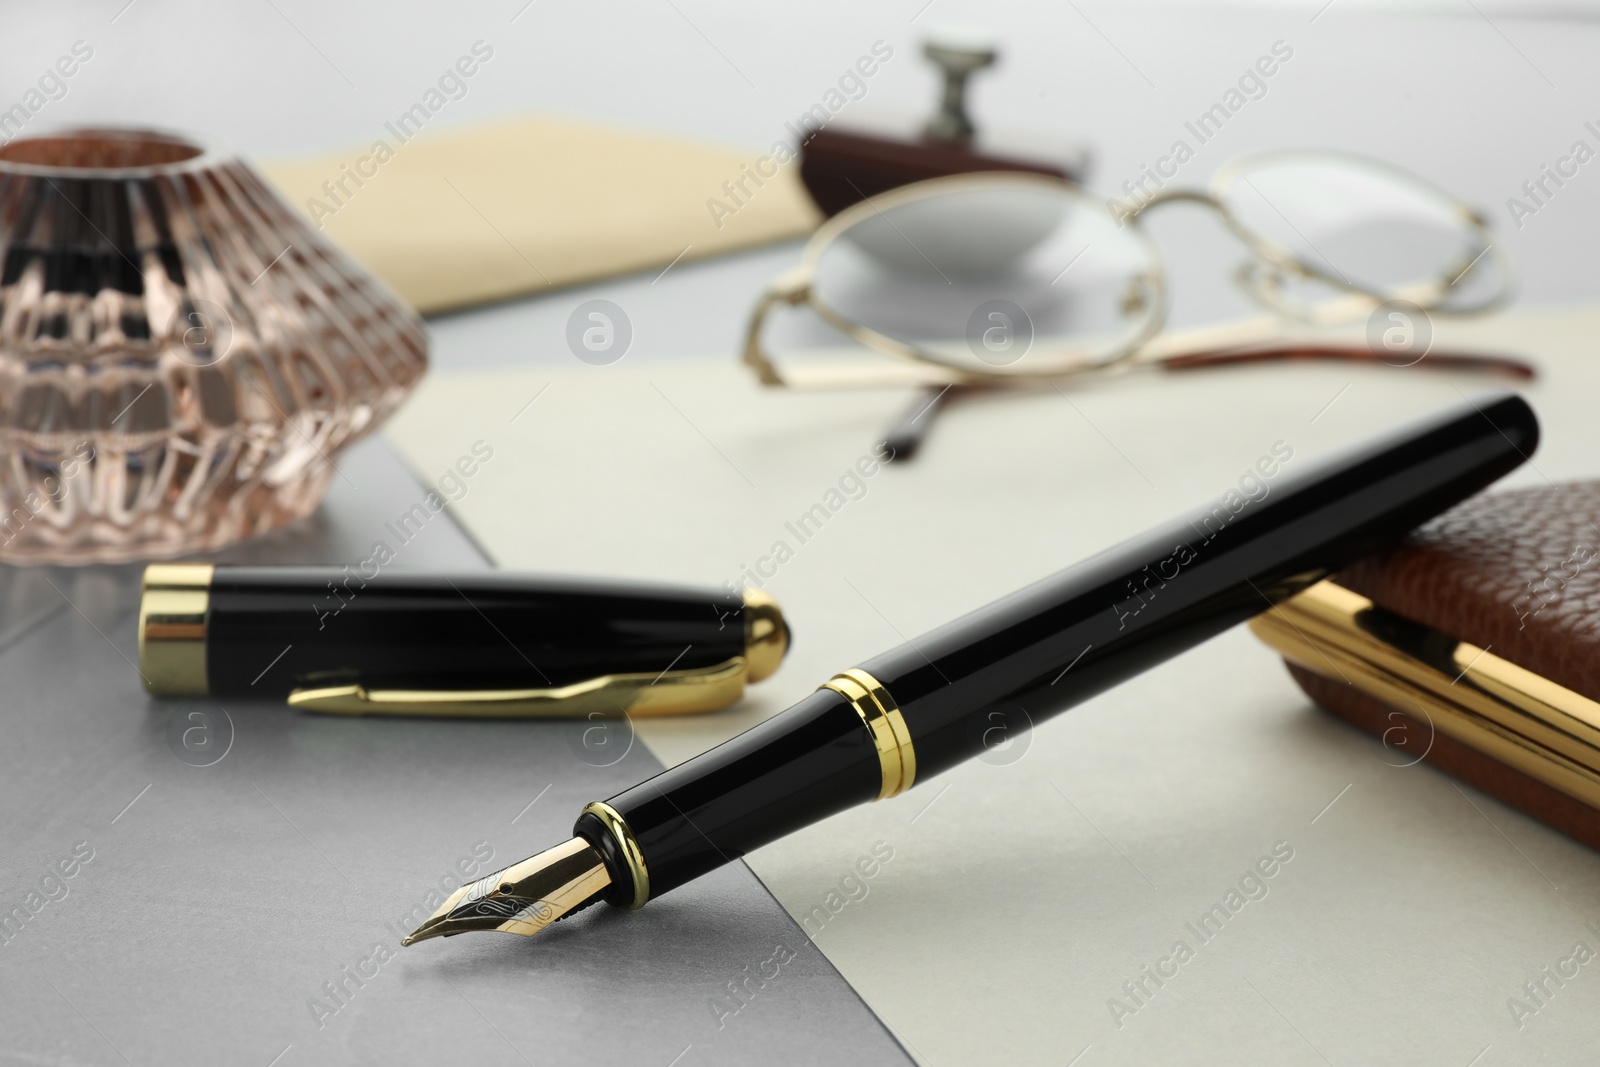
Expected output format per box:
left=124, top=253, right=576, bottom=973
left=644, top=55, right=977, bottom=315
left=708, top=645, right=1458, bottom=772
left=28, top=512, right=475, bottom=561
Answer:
left=741, top=150, right=1528, bottom=455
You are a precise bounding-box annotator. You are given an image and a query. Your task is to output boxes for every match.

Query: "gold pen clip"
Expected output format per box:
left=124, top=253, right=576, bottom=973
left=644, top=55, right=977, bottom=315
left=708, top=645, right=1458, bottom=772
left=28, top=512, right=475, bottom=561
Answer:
left=284, top=588, right=788, bottom=719
left=287, top=656, right=750, bottom=718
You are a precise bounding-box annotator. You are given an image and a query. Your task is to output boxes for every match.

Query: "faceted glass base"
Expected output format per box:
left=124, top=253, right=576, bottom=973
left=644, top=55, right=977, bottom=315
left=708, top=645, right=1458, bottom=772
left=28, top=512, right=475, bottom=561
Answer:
left=0, top=128, right=428, bottom=564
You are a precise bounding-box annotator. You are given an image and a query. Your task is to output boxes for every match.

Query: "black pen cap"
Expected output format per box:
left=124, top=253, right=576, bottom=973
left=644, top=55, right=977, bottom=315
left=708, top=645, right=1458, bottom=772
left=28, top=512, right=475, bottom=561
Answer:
left=138, top=566, right=789, bottom=714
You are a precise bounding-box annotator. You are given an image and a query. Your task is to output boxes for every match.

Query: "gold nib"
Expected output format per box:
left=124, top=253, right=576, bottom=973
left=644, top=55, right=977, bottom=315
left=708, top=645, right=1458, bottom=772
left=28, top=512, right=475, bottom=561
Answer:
left=402, top=837, right=612, bottom=945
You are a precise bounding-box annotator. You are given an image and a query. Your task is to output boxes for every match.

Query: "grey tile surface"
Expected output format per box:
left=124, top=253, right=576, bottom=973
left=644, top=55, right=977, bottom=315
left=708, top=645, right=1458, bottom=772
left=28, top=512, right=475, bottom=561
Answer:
left=0, top=438, right=908, bottom=1066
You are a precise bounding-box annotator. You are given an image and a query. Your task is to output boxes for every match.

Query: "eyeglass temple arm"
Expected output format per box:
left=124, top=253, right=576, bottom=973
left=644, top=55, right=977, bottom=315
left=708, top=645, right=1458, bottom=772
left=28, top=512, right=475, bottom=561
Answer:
left=879, top=384, right=967, bottom=462
left=1157, top=345, right=1536, bottom=379
left=742, top=269, right=813, bottom=387
left=881, top=345, right=1535, bottom=463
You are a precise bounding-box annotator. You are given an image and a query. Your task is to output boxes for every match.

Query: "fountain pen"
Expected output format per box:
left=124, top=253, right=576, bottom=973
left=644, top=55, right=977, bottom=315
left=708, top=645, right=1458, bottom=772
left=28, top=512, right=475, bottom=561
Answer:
left=405, top=391, right=1538, bottom=945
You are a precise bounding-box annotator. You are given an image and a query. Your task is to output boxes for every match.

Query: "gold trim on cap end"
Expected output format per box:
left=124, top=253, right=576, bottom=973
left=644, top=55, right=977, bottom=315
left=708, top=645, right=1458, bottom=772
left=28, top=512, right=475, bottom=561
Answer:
left=821, top=668, right=916, bottom=799
left=581, top=800, right=651, bottom=909
left=743, top=588, right=789, bottom=684
left=138, top=563, right=214, bottom=696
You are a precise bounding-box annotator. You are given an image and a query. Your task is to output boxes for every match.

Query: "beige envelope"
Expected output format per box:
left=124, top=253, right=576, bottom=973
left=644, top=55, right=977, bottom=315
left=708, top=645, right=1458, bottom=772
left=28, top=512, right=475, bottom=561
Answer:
left=262, top=115, right=819, bottom=315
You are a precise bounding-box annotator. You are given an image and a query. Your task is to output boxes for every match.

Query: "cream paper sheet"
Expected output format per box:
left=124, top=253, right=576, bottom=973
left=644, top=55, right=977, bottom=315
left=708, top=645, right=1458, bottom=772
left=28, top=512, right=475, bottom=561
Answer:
left=262, top=116, right=819, bottom=315
left=384, top=305, right=1600, bottom=1065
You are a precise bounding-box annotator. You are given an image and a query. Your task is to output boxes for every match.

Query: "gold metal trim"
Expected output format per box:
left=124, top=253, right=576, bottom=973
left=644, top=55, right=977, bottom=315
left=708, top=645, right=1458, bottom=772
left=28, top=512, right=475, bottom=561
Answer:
left=287, top=656, right=748, bottom=718
left=581, top=800, right=650, bottom=909
left=401, top=836, right=613, bottom=945
left=743, top=588, right=789, bottom=684
left=138, top=563, right=213, bottom=696
left=1250, top=580, right=1600, bottom=809
left=821, top=668, right=916, bottom=799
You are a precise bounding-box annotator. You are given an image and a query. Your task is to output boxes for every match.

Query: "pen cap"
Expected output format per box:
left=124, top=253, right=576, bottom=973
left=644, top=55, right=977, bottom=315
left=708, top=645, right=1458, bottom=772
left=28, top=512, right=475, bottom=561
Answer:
left=138, top=566, right=790, bottom=715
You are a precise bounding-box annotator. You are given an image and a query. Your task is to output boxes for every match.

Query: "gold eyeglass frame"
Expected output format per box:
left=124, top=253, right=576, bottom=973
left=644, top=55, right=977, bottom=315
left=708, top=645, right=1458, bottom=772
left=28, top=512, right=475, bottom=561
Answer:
left=741, top=149, right=1513, bottom=392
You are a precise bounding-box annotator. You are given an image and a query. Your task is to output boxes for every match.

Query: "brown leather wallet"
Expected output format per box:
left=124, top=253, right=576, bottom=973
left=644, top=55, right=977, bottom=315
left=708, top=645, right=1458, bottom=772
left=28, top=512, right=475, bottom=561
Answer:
left=1250, top=480, right=1600, bottom=849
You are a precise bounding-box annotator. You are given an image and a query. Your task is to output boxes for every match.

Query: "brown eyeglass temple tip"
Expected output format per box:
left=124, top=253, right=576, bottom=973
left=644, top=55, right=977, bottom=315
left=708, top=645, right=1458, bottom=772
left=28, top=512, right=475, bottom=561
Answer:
left=879, top=346, right=1537, bottom=462
left=1159, top=345, right=1537, bottom=379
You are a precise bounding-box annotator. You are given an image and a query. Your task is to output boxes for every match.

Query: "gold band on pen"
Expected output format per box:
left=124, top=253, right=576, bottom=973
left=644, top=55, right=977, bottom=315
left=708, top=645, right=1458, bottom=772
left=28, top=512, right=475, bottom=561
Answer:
left=822, top=668, right=916, bottom=799
left=138, top=563, right=214, bottom=696
left=581, top=801, right=650, bottom=909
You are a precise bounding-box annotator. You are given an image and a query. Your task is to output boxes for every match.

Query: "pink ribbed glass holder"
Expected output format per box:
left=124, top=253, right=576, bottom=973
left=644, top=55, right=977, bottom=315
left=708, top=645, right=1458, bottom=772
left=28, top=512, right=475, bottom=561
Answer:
left=0, top=128, right=428, bottom=564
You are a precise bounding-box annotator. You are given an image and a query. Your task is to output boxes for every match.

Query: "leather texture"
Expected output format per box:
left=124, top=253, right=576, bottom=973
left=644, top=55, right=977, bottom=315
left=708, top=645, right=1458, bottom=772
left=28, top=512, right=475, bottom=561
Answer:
left=1334, top=479, right=1600, bottom=700
left=1282, top=480, right=1600, bottom=849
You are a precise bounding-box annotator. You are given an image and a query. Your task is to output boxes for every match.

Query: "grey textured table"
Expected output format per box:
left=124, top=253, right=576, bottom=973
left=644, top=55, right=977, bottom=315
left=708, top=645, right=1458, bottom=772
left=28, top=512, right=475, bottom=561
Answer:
left=0, top=441, right=907, bottom=1066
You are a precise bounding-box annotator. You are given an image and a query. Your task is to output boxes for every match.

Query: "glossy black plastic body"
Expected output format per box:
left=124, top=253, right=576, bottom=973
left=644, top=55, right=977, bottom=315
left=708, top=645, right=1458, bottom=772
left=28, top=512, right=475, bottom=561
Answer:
left=583, top=688, right=880, bottom=902
left=595, top=392, right=1538, bottom=901
left=862, top=392, right=1536, bottom=777
left=205, top=569, right=745, bottom=697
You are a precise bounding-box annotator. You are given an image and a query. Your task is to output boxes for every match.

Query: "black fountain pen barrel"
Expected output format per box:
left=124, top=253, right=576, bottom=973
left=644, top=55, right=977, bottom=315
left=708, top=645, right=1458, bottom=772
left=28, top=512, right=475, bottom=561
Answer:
left=585, top=688, right=882, bottom=902
left=583, top=392, right=1537, bottom=905
left=860, top=390, right=1538, bottom=779
left=204, top=569, right=746, bottom=697
left=403, top=392, right=1537, bottom=940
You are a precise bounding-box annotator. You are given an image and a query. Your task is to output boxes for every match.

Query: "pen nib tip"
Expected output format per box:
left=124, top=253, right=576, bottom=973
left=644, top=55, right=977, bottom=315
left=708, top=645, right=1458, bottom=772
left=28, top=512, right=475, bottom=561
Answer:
left=401, top=836, right=613, bottom=945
